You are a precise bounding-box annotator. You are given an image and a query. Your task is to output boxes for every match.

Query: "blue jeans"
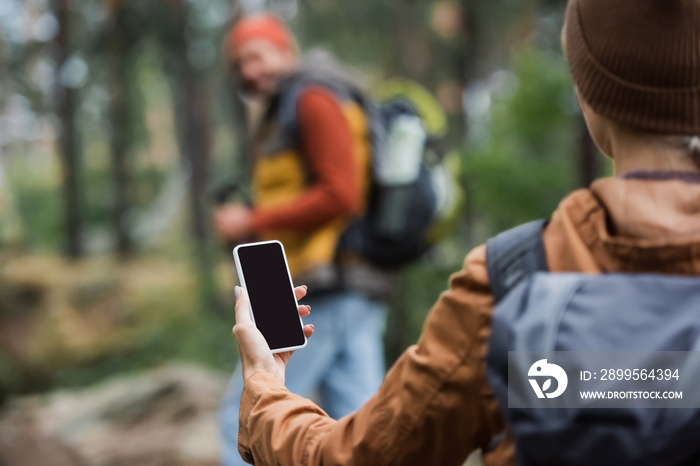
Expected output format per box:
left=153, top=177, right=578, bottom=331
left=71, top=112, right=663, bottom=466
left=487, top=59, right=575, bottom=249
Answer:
left=218, top=291, right=387, bottom=466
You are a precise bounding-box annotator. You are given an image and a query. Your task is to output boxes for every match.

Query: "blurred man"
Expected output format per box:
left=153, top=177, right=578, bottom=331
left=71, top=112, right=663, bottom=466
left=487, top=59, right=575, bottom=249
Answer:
left=215, top=14, right=392, bottom=466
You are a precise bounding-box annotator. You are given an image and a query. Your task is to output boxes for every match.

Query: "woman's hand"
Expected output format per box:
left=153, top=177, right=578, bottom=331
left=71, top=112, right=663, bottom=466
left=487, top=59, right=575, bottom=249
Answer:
left=232, top=285, right=314, bottom=384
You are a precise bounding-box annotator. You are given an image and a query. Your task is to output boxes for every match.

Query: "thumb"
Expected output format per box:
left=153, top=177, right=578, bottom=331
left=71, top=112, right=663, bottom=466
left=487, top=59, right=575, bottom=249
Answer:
left=234, top=286, right=253, bottom=325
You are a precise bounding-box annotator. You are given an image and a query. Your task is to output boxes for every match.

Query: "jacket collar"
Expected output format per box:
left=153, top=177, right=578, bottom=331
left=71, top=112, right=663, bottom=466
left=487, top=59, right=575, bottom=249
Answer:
left=554, top=174, right=700, bottom=273
left=592, top=175, right=700, bottom=243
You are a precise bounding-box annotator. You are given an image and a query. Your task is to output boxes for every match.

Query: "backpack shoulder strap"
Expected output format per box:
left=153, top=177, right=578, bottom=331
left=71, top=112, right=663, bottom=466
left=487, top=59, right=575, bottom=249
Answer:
left=485, top=219, right=549, bottom=303
left=276, top=76, right=314, bottom=144
left=277, top=75, right=368, bottom=149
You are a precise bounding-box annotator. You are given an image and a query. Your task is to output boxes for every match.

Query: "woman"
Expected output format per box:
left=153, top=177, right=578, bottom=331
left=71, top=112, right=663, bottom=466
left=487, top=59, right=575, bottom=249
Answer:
left=229, top=0, right=700, bottom=464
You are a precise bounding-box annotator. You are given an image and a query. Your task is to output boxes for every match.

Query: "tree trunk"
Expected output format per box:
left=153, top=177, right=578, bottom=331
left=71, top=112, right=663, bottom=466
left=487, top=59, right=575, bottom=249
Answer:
left=161, top=0, right=221, bottom=314
left=457, top=0, right=481, bottom=247
left=52, top=0, right=82, bottom=258
left=391, top=0, right=419, bottom=80
left=178, top=75, right=211, bottom=248
left=108, top=7, right=133, bottom=259
left=162, top=1, right=212, bottom=251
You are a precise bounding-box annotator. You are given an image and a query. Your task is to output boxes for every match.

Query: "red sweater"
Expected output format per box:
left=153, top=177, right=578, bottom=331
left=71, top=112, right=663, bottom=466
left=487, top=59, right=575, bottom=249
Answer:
left=250, top=86, right=361, bottom=233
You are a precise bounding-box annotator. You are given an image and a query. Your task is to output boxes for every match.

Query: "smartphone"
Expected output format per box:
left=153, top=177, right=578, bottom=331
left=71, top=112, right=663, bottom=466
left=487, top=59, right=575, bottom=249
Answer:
left=233, top=240, right=307, bottom=353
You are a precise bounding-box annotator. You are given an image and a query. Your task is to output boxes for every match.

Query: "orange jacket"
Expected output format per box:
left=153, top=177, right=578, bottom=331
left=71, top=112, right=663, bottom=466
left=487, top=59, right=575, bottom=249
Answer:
left=250, top=87, right=364, bottom=234
left=250, top=85, right=370, bottom=281
left=237, top=176, right=700, bottom=465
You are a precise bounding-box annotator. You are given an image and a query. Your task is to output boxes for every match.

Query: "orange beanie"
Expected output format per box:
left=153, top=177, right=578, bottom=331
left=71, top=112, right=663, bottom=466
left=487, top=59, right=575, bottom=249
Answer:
left=226, top=14, right=296, bottom=59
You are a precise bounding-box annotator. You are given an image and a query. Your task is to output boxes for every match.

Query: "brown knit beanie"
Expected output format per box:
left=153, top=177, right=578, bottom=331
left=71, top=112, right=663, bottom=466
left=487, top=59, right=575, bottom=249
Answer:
left=565, top=0, right=700, bottom=134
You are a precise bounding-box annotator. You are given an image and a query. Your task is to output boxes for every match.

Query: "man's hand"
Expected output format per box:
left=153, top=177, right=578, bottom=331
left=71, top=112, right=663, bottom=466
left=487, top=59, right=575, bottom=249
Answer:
left=214, top=204, right=254, bottom=243
left=233, top=285, right=314, bottom=384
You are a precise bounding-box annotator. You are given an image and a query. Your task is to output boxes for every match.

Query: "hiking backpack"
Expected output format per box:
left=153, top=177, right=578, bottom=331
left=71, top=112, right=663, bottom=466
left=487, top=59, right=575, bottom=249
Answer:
left=277, top=69, right=462, bottom=269
left=484, top=220, right=700, bottom=465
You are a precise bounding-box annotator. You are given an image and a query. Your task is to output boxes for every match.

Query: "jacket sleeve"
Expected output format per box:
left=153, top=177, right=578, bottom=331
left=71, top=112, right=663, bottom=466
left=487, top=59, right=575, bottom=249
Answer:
left=250, top=86, right=361, bottom=233
left=236, top=244, right=508, bottom=466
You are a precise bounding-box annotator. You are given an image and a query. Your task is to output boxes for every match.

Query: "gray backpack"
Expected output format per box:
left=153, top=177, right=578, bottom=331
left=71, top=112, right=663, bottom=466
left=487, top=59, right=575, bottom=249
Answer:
left=485, top=220, right=700, bottom=465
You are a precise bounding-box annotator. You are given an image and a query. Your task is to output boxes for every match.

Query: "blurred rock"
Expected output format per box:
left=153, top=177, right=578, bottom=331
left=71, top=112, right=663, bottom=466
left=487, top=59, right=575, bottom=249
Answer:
left=0, top=363, right=227, bottom=466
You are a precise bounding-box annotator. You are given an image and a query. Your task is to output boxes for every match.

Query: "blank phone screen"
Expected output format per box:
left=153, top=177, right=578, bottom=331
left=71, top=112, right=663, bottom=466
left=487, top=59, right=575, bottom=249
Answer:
left=237, top=242, right=305, bottom=350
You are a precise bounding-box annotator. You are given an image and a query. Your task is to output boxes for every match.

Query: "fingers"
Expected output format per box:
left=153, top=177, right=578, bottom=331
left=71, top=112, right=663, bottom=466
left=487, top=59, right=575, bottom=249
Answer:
left=279, top=325, right=313, bottom=367
left=213, top=211, right=226, bottom=236
left=303, top=323, right=314, bottom=339
left=294, top=285, right=307, bottom=301
left=298, top=304, right=311, bottom=317
left=214, top=205, right=232, bottom=226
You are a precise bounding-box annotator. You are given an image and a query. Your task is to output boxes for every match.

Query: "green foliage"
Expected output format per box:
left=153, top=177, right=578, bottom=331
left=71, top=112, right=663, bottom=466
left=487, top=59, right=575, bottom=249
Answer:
left=463, top=46, right=578, bottom=234
left=5, top=153, right=169, bottom=254
left=294, top=0, right=393, bottom=71
left=5, top=162, right=64, bottom=252
left=55, top=300, right=237, bottom=389
left=47, top=256, right=236, bottom=391
left=386, top=256, right=457, bottom=363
